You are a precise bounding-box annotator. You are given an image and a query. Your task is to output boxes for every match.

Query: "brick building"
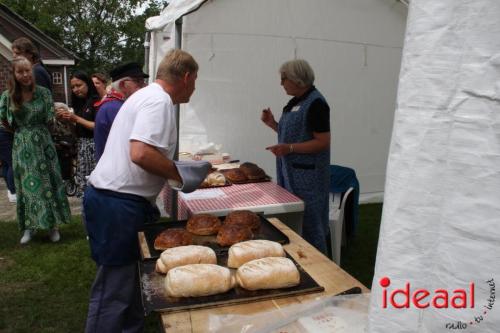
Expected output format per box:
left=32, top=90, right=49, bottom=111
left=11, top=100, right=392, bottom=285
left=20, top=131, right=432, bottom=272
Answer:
left=0, top=3, right=76, bottom=104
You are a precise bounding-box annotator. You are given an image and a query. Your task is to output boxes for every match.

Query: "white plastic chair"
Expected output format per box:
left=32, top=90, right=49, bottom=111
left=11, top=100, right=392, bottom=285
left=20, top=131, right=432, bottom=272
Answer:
left=328, top=187, right=354, bottom=265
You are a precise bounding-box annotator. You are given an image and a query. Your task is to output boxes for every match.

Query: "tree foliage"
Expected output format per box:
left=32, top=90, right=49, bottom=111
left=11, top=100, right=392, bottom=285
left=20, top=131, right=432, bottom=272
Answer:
left=1, top=0, right=165, bottom=74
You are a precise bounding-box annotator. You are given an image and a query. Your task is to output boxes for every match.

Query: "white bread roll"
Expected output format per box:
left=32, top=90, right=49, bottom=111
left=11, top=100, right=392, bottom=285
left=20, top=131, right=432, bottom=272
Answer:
left=236, top=257, right=300, bottom=290
left=155, top=245, right=217, bottom=274
left=206, top=172, right=226, bottom=186
left=227, top=240, right=285, bottom=268
left=165, top=264, right=236, bottom=297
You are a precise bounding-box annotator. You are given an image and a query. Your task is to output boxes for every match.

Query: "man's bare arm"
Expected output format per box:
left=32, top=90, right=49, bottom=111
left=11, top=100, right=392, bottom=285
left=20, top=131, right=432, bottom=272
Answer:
left=130, top=140, right=182, bottom=183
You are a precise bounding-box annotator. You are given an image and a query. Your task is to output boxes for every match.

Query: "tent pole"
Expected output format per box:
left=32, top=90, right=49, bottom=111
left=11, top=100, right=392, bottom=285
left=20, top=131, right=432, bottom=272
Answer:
left=171, top=17, right=183, bottom=220
left=144, top=31, right=150, bottom=75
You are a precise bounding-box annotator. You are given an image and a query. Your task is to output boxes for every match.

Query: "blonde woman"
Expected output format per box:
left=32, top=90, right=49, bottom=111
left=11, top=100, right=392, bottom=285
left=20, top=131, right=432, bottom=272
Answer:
left=0, top=57, right=71, bottom=244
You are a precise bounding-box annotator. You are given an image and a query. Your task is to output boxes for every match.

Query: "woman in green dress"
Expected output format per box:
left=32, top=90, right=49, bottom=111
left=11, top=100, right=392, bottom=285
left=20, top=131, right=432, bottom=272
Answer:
left=0, top=56, right=71, bottom=244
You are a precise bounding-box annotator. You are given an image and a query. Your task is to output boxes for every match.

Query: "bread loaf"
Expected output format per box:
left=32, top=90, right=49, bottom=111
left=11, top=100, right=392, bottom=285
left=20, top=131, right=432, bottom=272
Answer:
left=154, top=228, right=192, bottom=250
left=239, top=162, right=266, bottom=180
left=224, top=210, right=261, bottom=231
left=236, top=257, right=300, bottom=290
left=224, top=168, right=247, bottom=183
left=186, top=214, right=221, bottom=235
left=203, top=172, right=226, bottom=186
left=227, top=240, right=285, bottom=268
left=165, top=264, right=236, bottom=297
left=216, top=224, right=253, bottom=246
left=155, top=245, right=217, bottom=274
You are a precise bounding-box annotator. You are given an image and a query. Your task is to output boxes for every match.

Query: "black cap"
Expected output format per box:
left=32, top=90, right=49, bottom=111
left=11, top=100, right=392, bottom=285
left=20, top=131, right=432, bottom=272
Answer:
left=110, top=62, right=149, bottom=82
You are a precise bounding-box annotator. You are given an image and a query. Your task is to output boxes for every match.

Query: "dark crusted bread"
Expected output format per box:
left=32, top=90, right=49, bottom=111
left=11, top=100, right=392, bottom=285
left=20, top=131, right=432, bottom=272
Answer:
left=224, top=210, right=261, bottom=231
left=186, top=214, right=222, bottom=235
left=224, top=168, right=248, bottom=183
left=239, top=162, right=266, bottom=180
left=154, top=228, right=193, bottom=250
left=216, top=224, right=253, bottom=247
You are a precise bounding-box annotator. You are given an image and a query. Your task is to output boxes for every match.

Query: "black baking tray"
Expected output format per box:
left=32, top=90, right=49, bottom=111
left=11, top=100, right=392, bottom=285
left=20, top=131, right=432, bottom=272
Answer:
left=140, top=214, right=290, bottom=259
left=139, top=252, right=324, bottom=314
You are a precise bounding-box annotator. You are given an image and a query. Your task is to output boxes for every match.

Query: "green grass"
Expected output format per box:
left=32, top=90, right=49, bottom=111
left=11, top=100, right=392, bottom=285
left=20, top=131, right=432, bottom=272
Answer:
left=0, top=216, right=161, bottom=333
left=0, top=204, right=382, bottom=332
left=341, top=203, right=383, bottom=289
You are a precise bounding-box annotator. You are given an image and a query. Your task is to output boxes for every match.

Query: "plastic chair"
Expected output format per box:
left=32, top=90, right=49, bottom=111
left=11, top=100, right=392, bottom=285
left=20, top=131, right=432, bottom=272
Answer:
left=329, top=165, right=360, bottom=238
left=328, top=187, right=354, bottom=265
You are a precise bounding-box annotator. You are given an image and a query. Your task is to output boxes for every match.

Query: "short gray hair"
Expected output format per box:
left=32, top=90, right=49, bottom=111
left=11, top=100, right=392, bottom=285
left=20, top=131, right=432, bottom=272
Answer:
left=54, top=102, right=69, bottom=111
left=279, top=59, right=315, bottom=88
left=111, top=77, right=130, bottom=93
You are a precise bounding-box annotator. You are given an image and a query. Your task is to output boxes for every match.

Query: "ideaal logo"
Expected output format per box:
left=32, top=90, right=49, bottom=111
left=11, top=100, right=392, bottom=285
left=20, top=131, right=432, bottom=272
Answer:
left=379, top=277, right=496, bottom=330
left=379, top=277, right=475, bottom=309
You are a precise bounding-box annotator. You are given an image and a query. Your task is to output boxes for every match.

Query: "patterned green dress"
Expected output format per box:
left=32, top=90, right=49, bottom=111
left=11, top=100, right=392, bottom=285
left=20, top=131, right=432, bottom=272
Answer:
left=0, top=86, right=71, bottom=230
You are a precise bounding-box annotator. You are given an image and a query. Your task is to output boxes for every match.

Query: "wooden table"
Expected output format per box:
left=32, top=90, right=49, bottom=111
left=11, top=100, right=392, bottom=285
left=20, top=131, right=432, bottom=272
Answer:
left=138, top=218, right=368, bottom=332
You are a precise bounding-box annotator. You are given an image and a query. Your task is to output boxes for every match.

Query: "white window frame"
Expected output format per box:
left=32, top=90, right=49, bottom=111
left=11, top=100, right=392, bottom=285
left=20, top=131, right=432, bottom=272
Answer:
left=52, top=72, right=63, bottom=85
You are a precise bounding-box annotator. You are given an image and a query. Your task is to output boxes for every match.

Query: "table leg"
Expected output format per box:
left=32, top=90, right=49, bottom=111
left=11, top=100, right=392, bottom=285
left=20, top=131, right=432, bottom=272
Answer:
left=266, top=212, right=303, bottom=236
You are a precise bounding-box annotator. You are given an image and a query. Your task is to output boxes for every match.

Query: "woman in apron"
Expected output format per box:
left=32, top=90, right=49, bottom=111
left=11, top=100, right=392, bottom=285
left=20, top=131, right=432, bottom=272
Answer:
left=261, top=59, right=331, bottom=254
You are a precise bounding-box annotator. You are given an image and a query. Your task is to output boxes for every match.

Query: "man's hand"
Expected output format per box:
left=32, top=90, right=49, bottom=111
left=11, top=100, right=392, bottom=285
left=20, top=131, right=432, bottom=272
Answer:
left=173, top=160, right=212, bottom=193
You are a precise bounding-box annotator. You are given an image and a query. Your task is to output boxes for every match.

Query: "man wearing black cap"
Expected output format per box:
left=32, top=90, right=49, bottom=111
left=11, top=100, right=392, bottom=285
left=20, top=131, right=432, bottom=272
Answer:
left=94, top=62, right=148, bottom=162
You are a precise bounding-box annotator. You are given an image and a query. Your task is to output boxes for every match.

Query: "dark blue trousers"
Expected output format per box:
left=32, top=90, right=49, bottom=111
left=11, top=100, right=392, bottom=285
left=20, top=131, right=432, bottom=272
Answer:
left=0, top=128, right=15, bottom=193
left=84, top=186, right=159, bottom=333
left=85, top=264, right=144, bottom=333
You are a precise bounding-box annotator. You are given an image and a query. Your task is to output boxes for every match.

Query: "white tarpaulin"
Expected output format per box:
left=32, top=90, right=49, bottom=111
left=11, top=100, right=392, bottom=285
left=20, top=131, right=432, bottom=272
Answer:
left=146, top=0, right=407, bottom=200
left=369, top=0, right=500, bottom=332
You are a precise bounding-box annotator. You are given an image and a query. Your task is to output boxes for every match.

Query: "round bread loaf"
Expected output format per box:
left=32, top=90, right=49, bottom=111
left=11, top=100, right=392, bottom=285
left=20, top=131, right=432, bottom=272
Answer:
left=224, top=168, right=247, bottom=183
left=236, top=257, right=300, bottom=290
left=165, top=264, right=236, bottom=297
left=227, top=240, right=285, bottom=268
left=154, top=228, right=192, bottom=250
left=216, top=224, right=253, bottom=247
left=186, top=214, right=222, bottom=235
left=239, top=162, right=266, bottom=180
left=224, top=210, right=261, bottom=231
left=155, top=245, right=217, bottom=274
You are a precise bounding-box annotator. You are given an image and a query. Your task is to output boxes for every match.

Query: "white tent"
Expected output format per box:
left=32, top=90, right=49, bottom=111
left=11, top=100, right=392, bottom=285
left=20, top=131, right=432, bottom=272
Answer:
left=146, top=0, right=408, bottom=201
left=369, top=0, right=500, bottom=332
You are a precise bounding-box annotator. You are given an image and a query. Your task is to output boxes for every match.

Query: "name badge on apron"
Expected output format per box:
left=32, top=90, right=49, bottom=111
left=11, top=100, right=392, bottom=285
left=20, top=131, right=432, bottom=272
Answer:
left=291, top=105, right=301, bottom=112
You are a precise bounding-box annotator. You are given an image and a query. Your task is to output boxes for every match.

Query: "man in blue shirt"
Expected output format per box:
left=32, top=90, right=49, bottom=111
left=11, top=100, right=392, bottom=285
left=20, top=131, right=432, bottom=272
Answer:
left=94, top=62, right=148, bottom=162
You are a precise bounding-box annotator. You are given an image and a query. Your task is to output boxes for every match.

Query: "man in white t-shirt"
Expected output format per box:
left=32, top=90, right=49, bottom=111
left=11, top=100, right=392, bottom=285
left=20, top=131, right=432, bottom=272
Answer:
left=83, top=49, right=210, bottom=333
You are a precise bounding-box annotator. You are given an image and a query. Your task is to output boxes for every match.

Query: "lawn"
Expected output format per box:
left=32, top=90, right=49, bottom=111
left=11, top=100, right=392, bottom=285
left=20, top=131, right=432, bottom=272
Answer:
left=341, top=203, right=383, bottom=289
left=0, top=203, right=382, bottom=332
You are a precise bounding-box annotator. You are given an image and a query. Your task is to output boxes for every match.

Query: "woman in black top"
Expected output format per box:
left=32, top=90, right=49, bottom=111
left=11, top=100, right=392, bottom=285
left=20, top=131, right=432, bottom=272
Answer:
left=58, top=71, right=99, bottom=197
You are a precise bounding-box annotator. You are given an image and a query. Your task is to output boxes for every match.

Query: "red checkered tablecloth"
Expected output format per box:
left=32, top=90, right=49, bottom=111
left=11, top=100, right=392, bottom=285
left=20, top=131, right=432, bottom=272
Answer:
left=162, top=182, right=303, bottom=220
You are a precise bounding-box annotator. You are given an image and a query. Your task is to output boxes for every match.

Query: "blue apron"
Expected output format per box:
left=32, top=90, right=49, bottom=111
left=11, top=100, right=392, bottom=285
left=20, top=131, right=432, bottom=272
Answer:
left=277, top=89, right=330, bottom=254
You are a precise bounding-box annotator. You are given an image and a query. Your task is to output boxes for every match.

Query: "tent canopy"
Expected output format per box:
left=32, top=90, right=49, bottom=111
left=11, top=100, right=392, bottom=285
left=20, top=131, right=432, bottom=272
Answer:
left=146, top=0, right=407, bottom=200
